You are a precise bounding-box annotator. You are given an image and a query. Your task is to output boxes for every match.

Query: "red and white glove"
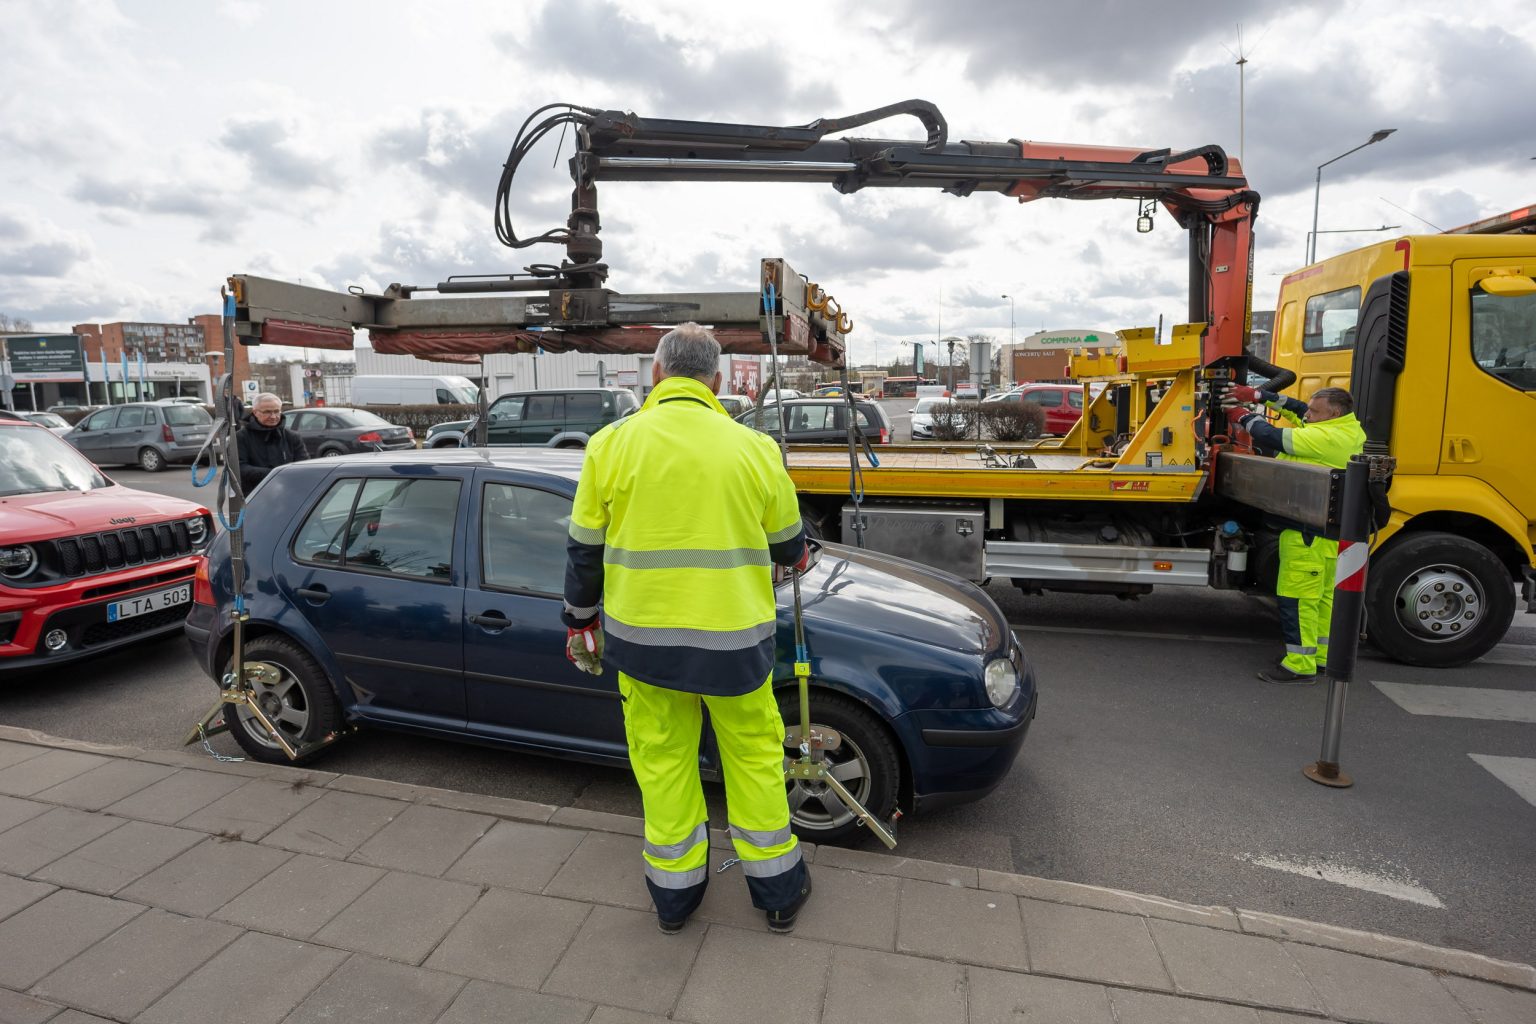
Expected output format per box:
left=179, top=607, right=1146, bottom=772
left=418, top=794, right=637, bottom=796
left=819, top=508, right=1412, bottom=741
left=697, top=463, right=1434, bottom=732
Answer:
left=565, top=623, right=604, bottom=675
left=1229, top=384, right=1261, bottom=404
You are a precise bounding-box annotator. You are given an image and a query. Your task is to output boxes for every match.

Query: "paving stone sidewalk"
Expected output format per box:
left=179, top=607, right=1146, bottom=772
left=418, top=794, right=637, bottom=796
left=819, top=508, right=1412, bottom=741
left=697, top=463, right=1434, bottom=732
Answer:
left=0, top=727, right=1531, bottom=1024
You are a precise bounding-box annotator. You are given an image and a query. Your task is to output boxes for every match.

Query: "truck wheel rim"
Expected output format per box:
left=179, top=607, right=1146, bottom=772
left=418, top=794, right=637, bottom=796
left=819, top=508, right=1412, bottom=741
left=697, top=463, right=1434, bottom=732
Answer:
left=784, top=729, right=872, bottom=832
left=236, top=665, right=311, bottom=749
left=1393, top=563, right=1484, bottom=643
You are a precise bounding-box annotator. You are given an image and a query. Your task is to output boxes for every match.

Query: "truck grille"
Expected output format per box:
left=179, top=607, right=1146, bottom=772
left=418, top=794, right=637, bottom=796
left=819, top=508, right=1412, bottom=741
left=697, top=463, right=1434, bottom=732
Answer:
left=50, top=521, right=195, bottom=579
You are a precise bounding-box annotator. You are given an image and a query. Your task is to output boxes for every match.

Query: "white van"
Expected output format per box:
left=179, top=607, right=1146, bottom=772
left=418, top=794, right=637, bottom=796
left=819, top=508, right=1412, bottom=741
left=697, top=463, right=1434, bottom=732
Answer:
left=350, top=375, right=480, bottom=406
left=914, top=384, right=950, bottom=400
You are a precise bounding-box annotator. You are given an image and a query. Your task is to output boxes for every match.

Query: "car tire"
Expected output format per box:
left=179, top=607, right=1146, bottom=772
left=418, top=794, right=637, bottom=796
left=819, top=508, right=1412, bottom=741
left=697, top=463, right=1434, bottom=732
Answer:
left=138, top=447, right=166, bottom=472
left=1365, top=532, right=1515, bottom=668
left=317, top=445, right=344, bottom=458
left=777, top=690, right=900, bottom=846
left=221, top=636, right=345, bottom=764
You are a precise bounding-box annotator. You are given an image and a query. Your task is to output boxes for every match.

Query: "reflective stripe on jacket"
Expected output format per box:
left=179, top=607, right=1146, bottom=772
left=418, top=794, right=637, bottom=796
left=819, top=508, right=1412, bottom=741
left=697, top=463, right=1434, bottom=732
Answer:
left=562, top=375, right=806, bottom=696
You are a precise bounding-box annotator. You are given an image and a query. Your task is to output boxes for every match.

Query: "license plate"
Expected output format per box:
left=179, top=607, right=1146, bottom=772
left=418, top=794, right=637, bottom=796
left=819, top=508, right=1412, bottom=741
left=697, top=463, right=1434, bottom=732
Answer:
left=107, top=584, right=191, bottom=622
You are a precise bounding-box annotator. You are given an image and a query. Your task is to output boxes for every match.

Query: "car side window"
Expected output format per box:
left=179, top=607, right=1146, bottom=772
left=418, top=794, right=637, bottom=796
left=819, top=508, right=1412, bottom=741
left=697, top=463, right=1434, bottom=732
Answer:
left=435, top=388, right=455, bottom=404
left=1030, top=391, right=1062, bottom=408
left=566, top=392, right=602, bottom=418
left=791, top=405, right=834, bottom=432
left=489, top=396, right=525, bottom=422
left=481, top=482, right=572, bottom=593
left=117, top=406, right=150, bottom=427
left=340, top=478, right=460, bottom=579
left=293, top=479, right=362, bottom=564
left=293, top=412, right=325, bottom=430
left=1067, top=391, right=1084, bottom=409
left=81, top=409, right=117, bottom=430
left=526, top=394, right=563, bottom=420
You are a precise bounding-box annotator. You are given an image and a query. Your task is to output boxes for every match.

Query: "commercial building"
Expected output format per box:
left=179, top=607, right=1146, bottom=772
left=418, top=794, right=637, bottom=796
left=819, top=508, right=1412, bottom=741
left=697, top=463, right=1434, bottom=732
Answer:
left=0, top=317, right=256, bottom=410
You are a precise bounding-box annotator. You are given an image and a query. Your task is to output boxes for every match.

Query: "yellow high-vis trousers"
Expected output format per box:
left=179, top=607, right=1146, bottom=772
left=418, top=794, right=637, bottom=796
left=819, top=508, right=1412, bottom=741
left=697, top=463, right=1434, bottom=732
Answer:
left=1277, top=529, right=1339, bottom=675
left=618, top=671, right=807, bottom=920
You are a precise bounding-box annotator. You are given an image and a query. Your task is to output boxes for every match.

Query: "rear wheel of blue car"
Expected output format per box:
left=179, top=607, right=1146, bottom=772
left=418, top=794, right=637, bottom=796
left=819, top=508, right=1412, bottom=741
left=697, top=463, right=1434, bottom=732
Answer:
left=223, top=636, right=344, bottom=764
left=779, top=691, right=899, bottom=846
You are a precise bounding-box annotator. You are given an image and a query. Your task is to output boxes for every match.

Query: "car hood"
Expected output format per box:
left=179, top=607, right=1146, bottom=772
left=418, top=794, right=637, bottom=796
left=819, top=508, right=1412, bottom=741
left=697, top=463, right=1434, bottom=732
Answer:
left=788, top=542, right=1005, bottom=657
left=0, top=485, right=208, bottom=544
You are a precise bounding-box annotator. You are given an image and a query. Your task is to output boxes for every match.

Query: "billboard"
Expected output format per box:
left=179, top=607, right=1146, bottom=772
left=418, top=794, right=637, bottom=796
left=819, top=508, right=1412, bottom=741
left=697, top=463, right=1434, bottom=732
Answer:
left=1022, top=329, right=1119, bottom=349
left=6, top=335, right=85, bottom=381
left=728, top=357, right=761, bottom=399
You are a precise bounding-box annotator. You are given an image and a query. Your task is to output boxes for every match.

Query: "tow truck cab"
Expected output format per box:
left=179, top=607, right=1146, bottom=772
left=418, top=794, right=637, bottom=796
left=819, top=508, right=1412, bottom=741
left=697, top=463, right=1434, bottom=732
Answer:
left=1271, top=234, right=1536, bottom=664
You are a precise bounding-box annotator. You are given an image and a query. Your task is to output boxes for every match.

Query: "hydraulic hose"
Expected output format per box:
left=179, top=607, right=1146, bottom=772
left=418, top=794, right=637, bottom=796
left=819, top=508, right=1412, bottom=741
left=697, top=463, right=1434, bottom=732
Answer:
left=1246, top=348, right=1297, bottom=394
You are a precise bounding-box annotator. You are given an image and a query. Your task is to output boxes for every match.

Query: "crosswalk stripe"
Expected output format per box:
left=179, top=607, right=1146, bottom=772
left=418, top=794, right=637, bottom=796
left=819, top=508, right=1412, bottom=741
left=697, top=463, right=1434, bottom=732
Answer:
left=1372, top=682, right=1536, bottom=724
left=1469, top=755, right=1536, bottom=809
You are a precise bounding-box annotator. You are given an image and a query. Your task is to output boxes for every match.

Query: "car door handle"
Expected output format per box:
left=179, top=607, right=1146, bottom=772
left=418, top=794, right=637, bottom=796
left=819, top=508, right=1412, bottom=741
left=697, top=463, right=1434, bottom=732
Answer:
left=469, top=611, right=512, bottom=629
left=295, top=585, right=331, bottom=604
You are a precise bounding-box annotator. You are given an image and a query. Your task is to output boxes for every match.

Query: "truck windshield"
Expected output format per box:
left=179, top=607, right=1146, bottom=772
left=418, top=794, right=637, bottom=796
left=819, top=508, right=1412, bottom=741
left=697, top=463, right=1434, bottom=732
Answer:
left=0, top=427, right=109, bottom=496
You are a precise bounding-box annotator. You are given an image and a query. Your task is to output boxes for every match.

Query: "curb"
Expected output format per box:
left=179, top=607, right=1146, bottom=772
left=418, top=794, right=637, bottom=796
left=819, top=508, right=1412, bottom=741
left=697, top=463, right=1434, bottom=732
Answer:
left=2, top=724, right=1532, bottom=993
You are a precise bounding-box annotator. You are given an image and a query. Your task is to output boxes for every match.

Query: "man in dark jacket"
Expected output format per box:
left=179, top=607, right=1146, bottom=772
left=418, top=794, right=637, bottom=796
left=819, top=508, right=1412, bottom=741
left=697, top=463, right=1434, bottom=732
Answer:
left=236, top=392, right=307, bottom=491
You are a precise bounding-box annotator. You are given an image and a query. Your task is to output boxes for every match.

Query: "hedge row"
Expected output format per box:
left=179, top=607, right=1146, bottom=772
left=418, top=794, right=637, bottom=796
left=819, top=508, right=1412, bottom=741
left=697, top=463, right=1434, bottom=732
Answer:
left=930, top=401, right=1049, bottom=441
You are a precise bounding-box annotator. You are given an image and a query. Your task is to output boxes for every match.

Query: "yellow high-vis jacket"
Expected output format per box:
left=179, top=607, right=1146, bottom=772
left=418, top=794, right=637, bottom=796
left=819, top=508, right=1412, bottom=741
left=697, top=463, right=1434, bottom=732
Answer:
left=562, top=375, right=806, bottom=696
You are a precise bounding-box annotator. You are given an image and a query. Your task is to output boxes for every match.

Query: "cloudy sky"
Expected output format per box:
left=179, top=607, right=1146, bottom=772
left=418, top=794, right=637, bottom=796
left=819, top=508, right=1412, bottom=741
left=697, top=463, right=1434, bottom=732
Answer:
left=3, top=0, right=1532, bottom=366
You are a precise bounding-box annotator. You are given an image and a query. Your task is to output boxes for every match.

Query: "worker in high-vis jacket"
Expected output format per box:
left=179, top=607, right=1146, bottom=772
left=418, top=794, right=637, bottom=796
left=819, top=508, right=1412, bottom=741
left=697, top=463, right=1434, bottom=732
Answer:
left=562, top=322, right=813, bottom=935
left=1225, top=385, right=1366, bottom=684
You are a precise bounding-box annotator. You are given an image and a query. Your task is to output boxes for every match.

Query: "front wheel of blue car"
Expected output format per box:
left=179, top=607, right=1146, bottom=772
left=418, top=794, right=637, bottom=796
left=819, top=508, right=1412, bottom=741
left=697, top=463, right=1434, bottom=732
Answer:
left=779, top=691, right=900, bottom=846
left=223, top=636, right=344, bottom=765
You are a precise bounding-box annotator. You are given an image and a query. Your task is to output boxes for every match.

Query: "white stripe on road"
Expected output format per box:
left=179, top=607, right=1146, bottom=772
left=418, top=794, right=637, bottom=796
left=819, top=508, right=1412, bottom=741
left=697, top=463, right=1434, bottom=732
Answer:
left=1469, top=755, right=1536, bottom=810
left=1372, top=682, right=1536, bottom=724
left=1240, top=854, right=1445, bottom=909
left=1478, top=643, right=1536, bottom=667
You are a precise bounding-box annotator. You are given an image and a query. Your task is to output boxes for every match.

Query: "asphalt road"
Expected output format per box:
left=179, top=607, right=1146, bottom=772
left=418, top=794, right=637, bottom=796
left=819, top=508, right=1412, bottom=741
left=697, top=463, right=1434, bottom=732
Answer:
left=7, top=461, right=1536, bottom=967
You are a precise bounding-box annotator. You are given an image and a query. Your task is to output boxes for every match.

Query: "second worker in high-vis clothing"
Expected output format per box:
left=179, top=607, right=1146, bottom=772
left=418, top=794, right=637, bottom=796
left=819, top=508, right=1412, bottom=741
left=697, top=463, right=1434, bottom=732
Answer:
left=562, top=322, right=814, bottom=934
left=1226, top=385, right=1366, bottom=684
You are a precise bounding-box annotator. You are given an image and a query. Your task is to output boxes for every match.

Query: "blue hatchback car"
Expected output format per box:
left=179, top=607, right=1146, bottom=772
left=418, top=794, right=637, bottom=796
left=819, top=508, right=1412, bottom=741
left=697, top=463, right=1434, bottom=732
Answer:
left=184, top=449, right=1037, bottom=844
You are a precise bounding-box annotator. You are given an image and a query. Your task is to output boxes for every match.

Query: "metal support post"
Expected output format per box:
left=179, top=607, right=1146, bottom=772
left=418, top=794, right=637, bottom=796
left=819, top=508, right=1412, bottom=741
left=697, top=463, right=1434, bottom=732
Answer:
left=1304, top=454, right=1375, bottom=788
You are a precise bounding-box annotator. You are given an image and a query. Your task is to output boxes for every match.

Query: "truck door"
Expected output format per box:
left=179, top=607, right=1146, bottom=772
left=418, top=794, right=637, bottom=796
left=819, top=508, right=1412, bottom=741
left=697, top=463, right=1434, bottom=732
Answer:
left=1443, top=259, right=1536, bottom=516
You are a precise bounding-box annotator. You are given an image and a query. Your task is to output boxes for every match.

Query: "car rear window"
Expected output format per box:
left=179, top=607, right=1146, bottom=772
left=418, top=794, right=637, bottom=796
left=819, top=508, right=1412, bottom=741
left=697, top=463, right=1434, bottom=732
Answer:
left=339, top=410, right=394, bottom=428
left=164, top=405, right=212, bottom=426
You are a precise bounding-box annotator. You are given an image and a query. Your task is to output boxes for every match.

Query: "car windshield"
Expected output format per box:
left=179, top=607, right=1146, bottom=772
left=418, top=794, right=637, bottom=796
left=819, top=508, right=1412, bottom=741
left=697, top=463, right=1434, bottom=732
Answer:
left=25, top=413, right=69, bottom=428
left=164, top=405, right=212, bottom=426
left=446, top=385, right=480, bottom=404
left=0, top=426, right=109, bottom=496
left=340, top=410, right=395, bottom=428
left=913, top=398, right=946, bottom=413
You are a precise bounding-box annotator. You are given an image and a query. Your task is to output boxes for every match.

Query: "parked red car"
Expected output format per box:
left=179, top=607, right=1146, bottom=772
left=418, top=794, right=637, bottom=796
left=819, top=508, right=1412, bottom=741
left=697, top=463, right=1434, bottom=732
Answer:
left=0, top=420, right=212, bottom=670
left=998, top=384, right=1086, bottom=435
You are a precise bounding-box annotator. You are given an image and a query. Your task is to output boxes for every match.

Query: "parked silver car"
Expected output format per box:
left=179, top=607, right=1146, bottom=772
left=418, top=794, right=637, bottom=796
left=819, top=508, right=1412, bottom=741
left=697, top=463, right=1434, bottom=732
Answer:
left=64, top=402, right=213, bottom=471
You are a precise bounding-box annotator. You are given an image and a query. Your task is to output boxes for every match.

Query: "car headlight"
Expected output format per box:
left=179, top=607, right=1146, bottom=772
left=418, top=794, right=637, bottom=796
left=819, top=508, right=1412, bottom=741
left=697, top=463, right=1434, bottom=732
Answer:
left=983, top=657, right=1018, bottom=708
left=0, top=545, right=38, bottom=580
left=186, top=516, right=209, bottom=548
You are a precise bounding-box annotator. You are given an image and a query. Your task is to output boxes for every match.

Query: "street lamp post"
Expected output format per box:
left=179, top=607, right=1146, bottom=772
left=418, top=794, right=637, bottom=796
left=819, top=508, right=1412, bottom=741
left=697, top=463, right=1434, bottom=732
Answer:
left=1309, top=129, right=1396, bottom=264
left=1001, top=294, right=1015, bottom=348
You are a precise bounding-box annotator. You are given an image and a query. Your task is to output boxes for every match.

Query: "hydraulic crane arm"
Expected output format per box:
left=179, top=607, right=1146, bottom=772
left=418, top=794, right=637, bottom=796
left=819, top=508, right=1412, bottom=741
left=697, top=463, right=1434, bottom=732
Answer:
left=231, top=100, right=1258, bottom=370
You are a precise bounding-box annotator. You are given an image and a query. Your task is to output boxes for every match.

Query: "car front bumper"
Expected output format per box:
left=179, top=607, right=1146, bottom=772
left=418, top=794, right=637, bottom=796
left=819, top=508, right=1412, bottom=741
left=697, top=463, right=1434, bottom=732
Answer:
left=0, top=570, right=198, bottom=671
left=903, top=688, right=1037, bottom=812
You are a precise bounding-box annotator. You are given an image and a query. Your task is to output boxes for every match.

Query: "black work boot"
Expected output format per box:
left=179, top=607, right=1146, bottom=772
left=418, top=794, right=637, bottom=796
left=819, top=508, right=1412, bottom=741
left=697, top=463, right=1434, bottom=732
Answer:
left=1257, top=663, right=1318, bottom=685
left=766, top=872, right=813, bottom=934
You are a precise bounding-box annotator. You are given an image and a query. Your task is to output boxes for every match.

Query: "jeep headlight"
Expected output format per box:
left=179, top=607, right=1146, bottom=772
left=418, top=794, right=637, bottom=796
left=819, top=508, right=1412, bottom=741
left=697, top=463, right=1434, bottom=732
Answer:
left=0, top=545, right=38, bottom=580
left=186, top=516, right=209, bottom=548
left=983, top=658, right=1018, bottom=708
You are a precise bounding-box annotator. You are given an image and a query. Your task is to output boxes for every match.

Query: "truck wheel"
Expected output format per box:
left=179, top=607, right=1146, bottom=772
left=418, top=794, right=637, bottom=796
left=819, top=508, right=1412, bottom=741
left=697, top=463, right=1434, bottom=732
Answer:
left=777, top=690, right=899, bottom=846
left=221, top=636, right=345, bottom=764
left=1366, top=532, right=1515, bottom=668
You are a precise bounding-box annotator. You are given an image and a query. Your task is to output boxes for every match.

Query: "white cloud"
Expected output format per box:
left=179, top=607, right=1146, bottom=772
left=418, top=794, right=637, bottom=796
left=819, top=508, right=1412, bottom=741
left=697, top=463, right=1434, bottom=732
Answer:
left=0, top=0, right=1530, bottom=371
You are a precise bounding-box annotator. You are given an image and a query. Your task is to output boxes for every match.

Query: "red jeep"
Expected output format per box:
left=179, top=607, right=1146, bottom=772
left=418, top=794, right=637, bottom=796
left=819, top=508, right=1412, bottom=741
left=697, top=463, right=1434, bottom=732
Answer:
left=0, top=419, right=212, bottom=670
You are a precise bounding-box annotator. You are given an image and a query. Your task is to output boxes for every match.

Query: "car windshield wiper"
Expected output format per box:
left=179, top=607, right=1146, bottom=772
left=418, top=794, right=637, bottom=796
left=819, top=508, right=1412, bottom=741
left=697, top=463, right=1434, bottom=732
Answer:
left=0, top=485, right=73, bottom=497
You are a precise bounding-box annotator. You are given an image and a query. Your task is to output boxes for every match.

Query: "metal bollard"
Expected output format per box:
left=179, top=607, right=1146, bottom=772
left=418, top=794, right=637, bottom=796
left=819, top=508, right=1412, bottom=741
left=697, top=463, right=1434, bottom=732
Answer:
left=1304, top=454, right=1374, bottom=788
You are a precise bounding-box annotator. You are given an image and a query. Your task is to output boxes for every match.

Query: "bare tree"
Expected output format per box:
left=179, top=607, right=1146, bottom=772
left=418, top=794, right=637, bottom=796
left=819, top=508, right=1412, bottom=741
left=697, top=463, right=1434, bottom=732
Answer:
left=0, top=312, right=35, bottom=332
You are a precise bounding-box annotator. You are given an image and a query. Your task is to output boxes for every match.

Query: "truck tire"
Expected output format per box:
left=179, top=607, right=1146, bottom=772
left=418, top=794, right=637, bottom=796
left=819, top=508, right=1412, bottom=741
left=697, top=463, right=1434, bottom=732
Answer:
left=1366, top=532, right=1515, bottom=668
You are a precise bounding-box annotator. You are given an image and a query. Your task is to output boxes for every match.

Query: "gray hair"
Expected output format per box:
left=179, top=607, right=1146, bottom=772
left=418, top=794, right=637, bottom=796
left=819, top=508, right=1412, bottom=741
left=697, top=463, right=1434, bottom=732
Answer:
left=253, top=392, right=283, bottom=409
left=655, top=322, right=721, bottom=381
left=1312, top=387, right=1353, bottom=416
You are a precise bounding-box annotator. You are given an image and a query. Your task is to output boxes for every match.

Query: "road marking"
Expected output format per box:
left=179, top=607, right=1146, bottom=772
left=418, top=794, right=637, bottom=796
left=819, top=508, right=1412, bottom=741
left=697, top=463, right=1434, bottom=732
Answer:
left=1372, top=682, right=1536, bottom=724
left=1469, top=754, right=1536, bottom=809
left=1479, top=643, right=1536, bottom=667
left=1009, top=623, right=1267, bottom=646
left=1240, top=854, right=1445, bottom=909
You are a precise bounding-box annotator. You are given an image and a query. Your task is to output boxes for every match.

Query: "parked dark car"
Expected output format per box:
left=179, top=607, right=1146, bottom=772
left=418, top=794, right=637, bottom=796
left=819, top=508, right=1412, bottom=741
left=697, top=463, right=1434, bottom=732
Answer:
left=734, top=397, right=893, bottom=445
left=63, top=402, right=214, bottom=471
left=184, top=449, right=1036, bottom=844
left=281, top=407, right=415, bottom=457
left=479, top=387, right=639, bottom=447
